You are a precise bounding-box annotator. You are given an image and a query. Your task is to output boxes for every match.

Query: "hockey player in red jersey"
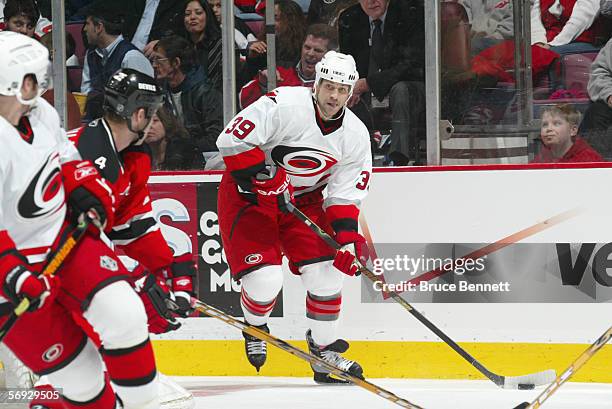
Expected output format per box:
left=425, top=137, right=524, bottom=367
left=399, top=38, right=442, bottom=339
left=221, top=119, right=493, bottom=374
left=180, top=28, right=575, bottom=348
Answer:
left=217, top=51, right=372, bottom=383
left=67, top=68, right=198, bottom=334
left=0, top=32, right=159, bottom=409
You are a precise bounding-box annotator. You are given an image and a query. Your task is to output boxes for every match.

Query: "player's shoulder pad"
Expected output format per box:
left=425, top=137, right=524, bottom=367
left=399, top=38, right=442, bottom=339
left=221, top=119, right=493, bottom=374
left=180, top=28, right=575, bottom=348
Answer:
left=72, top=119, right=122, bottom=183
left=123, top=143, right=153, bottom=159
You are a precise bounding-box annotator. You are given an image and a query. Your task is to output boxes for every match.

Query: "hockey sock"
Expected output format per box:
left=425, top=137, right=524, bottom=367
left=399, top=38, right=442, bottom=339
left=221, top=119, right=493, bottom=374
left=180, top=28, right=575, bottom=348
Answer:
left=240, top=290, right=277, bottom=326
left=305, top=291, right=341, bottom=347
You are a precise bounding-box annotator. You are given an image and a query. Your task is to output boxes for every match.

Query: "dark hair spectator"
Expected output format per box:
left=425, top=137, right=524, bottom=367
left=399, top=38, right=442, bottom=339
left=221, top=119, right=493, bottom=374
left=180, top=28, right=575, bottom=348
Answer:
left=533, top=104, right=603, bottom=163
left=182, top=0, right=222, bottom=89
left=145, top=106, right=198, bottom=170
left=240, top=0, right=307, bottom=86
left=80, top=1, right=153, bottom=121
left=153, top=35, right=223, bottom=160
left=3, top=0, right=39, bottom=37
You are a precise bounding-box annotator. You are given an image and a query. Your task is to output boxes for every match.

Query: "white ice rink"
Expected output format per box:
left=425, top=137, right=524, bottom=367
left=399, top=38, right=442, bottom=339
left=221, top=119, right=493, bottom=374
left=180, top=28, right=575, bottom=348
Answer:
left=177, top=376, right=612, bottom=409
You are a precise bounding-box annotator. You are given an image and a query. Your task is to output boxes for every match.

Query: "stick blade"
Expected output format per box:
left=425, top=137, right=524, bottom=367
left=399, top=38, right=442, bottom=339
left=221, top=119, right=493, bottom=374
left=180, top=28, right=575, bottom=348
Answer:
left=502, top=369, right=556, bottom=389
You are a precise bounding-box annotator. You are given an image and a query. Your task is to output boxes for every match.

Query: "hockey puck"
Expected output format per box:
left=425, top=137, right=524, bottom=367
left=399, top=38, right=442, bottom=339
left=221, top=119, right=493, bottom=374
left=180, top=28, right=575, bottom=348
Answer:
left=518, top=383, right=535, bottom=390
left=513, top=403, right=529, bottom=409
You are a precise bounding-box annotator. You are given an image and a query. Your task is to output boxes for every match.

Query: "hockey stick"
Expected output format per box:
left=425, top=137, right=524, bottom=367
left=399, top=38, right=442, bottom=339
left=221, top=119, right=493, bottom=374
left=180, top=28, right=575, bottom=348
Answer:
left=0, top=215, right=92, bottom=342
left=286, top=202, right=556, bottom=390
left=191, top=298, right=426, bottom=409
left=512, top=326, right=612, bottom=409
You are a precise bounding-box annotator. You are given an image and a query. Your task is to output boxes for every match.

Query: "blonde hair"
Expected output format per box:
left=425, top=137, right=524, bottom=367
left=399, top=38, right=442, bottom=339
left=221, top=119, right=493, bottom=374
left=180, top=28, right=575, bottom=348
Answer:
left=541, top=104, right=582, bottom=127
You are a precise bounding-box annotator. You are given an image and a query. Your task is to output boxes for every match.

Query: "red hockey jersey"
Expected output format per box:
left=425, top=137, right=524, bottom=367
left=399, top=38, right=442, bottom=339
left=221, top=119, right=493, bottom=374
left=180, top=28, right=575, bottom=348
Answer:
left=67, top=119, right=174, bottom=272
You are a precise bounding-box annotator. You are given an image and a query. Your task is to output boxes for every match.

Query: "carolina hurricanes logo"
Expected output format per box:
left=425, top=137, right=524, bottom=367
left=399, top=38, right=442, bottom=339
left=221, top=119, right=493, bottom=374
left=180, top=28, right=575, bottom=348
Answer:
left=17, top=153, right=64, bottom=219
left=271, top=146, right=338, bottom=177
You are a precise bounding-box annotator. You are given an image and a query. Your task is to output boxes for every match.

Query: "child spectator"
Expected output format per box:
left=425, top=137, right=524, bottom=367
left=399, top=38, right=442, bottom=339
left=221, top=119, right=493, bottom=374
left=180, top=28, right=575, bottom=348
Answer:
left=533, top=104, right=603, bottom=162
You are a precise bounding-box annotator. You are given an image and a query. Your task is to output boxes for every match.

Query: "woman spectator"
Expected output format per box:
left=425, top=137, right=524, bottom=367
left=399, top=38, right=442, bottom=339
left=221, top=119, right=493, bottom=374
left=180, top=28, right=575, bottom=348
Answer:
left=183, top=0, right=222, bottom=89
left=533, top=104, right=603, bottom=162
left=240, top=0, right=306, bottom=85
left=145, top=106, right=198, bottom=170
left=152, top=34, right=223, bottom=162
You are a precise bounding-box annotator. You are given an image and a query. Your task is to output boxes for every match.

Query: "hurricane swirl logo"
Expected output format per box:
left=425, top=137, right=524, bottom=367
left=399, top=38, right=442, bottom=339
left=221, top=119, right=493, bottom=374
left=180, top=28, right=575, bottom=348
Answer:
left=271, top=146, right=337, bottom=177
left=18, top=153, right=64, bottom=219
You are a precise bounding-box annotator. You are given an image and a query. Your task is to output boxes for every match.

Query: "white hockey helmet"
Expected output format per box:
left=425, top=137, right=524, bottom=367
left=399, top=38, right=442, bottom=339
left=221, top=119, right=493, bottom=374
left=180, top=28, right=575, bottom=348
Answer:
left=313, top=50, right=358, bottom=98
left=0, top=31, right=51, bottom=106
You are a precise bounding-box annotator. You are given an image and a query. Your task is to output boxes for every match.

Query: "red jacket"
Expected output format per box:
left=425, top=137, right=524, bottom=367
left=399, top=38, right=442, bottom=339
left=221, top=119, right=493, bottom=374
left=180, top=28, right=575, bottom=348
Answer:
left=532, top=137, right=604, bottom=163
left=539, top=0, right=607, bottom=45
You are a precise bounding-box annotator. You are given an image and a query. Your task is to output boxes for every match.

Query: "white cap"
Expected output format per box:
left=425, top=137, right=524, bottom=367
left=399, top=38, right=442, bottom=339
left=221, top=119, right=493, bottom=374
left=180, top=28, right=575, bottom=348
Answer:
left=0, top=31, right=51, bottom=105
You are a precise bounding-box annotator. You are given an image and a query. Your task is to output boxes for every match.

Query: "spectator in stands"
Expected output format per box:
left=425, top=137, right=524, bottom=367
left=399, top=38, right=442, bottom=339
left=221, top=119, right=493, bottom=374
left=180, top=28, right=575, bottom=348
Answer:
left=533, top=104, right=603, bottom=162
left=80, top=2, right=153, bottom=120
left=132, top=0, right=186, bottom=51
left=183, top=0, right=223, bottom=89
left=152, top=35, right=223, bottom=162
left=339, top=0, right=425, bottom=166
left=39, top=31, right=79, bottom=67
left=580, top=37, right=612, bottom=151
left=602, top=0, right=612, bottom=17
left=207, top=0, right=264, bottom=59
left=459, top=0, right=514, bottom=55
left=531, top=0, right=608, bottom=55
left=145, top=106, right=198, bottom=170
left=241, top=0, right=306, bottom=85
left=2, top=0, right=38, bottom=37
left=239, top=23, right=336, bottom=109
left=0, top=0, right=51, bottom=38
left=307, top=0, right=358, bottom=26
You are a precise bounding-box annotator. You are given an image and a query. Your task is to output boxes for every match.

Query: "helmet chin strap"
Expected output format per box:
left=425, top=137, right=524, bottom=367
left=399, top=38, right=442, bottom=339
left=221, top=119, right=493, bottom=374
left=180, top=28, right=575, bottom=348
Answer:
left=126, top=114, right=153, bottom=146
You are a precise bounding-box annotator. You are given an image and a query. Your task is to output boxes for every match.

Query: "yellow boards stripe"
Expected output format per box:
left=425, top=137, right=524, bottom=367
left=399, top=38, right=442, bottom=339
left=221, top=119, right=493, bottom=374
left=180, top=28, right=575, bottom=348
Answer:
left=152, top=340, right=612, bottom=382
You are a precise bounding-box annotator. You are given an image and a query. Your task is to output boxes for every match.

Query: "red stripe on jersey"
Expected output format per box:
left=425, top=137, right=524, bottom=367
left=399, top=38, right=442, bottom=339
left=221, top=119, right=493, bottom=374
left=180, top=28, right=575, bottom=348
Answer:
left=118, top=230, right=174, bottom=274
left=223, top=147, right=265, bottom=172
left=325, top=204, right=359, bottom=224
left=20, top=246, right=50, bottom=257
left=66, top=126, right=87, bottom=145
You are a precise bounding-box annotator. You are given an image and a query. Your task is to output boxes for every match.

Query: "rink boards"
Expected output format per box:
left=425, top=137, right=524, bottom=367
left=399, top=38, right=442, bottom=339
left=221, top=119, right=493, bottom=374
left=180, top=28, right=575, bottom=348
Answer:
left=145, top=164, right=612, bottom=381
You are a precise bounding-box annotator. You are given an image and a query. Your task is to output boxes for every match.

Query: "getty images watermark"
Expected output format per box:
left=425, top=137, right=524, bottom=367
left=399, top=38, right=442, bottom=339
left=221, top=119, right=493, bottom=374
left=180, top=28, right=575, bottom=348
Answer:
left=369, top=254, right=511, bottom=294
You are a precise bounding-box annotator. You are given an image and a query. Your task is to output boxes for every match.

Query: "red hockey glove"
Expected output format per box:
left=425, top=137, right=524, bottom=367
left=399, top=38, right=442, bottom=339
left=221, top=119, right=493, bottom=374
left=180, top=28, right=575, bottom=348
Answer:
left=162, top=253, right=196, bottom=318
left=62, top=160, right=115, bottom=231
left=252, top=165, right=294, bottom=214
left=333, top=231, right=369, bottom=276
left=1, top=253, right=59, bottom=312
left=132, top=269, right=181, bottom=334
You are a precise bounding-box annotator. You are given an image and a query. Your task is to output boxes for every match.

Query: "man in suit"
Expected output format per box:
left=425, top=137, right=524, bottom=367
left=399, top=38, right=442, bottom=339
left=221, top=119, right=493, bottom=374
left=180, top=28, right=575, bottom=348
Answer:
left=339, top=0, right=425, bottom=165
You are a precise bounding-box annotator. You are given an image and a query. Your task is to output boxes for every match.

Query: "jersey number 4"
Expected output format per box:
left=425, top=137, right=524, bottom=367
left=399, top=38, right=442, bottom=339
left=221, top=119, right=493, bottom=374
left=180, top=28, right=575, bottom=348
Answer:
left=225, top=117, right=255, bottom=140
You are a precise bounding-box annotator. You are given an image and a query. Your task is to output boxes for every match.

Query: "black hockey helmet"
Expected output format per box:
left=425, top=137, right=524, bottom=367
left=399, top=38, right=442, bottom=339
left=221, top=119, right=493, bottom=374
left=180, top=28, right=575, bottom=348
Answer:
left=103, top=68, right=163, bottom=121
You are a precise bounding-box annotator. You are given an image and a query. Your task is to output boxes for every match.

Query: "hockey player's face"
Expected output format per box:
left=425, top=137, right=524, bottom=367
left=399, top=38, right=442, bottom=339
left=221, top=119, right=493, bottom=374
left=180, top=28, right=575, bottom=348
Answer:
left=300, top=35, right=329, bottom=79
left=540, top=112, right=577, bottom=148
left=359, top=0, right=389, bottom=20
left=185, top=1, right=206, bottom=36
left=207, top=0, right=222, bottom=24
left=316, top=80, right=351, bottom=119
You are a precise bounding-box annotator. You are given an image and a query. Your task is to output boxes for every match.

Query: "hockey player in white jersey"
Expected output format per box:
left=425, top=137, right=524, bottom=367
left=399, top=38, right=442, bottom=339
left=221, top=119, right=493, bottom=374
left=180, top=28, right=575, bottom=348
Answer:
left=217, top=51, right=372, bottom=383
left=0, top=31, right=159, bottom=409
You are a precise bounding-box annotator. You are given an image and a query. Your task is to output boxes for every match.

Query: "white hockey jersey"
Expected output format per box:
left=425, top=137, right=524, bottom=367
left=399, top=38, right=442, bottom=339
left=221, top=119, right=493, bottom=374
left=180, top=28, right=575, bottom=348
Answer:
left=217, top=86, right=372, bottom=210
left=0, top=98, right=79, bottom=264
